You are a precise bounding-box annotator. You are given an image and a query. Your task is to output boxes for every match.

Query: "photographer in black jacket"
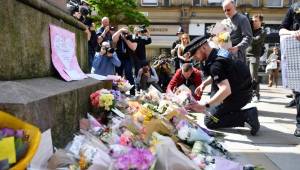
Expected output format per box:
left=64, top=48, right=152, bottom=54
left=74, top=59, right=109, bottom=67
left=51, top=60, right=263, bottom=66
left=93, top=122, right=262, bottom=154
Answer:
left=129, top=25, right=152, bottom=76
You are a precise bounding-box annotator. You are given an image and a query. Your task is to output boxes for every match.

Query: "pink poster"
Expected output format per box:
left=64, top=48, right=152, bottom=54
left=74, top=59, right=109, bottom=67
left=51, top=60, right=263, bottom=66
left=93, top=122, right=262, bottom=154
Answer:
left=49, top=24, right=87, bottom=81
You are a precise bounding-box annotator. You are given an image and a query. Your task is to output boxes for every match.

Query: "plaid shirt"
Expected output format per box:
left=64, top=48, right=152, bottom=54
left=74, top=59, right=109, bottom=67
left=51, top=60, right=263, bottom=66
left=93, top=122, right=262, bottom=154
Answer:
left=280, top=35, right=300, bottom=91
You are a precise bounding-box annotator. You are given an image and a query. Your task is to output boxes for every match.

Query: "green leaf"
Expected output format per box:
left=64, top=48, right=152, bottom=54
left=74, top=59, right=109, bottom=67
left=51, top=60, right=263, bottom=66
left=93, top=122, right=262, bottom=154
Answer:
left=87, top=0, right=150, bottom=26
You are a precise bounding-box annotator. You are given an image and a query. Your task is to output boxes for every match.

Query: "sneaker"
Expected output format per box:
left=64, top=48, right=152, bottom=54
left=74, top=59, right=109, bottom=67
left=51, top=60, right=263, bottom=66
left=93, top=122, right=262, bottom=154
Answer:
left=245, top=107, right=260, bottom=136
left=294, top=128, right=300, bottom=137
left=286, top=94, right=293, bottom=98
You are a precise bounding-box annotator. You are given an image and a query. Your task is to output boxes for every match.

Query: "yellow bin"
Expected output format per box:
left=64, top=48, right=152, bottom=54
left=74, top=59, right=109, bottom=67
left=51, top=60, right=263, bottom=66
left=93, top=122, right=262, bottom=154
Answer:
left=0, top=111, right=41, bottom=170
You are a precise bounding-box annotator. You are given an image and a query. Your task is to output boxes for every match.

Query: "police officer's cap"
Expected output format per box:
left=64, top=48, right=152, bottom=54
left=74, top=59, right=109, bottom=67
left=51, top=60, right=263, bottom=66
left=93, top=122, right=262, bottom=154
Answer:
left=184, top=35, right=208, bottom=56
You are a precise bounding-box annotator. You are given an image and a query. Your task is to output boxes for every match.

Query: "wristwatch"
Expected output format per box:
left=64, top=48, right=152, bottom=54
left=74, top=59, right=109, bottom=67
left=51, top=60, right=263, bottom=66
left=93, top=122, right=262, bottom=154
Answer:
left=205, top=102, right=210, bottom=108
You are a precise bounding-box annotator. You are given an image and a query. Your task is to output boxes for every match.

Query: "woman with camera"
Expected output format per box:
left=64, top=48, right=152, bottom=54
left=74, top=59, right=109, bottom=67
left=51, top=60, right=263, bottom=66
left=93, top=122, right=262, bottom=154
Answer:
left=91, top=41, right=121, bottom=76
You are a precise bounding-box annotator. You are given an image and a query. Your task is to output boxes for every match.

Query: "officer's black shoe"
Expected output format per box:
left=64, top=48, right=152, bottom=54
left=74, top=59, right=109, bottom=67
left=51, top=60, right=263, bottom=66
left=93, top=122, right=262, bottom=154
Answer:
left=294, top=129, right=300, bottom=137
left=285, top=99, right=296, bottom=108
left=245, top=107, right=260, bottom=136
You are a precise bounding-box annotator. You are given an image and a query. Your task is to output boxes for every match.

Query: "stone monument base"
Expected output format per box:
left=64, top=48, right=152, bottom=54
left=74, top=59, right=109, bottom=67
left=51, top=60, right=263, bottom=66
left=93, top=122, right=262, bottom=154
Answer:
left=0, top=77, right=111, bottom=147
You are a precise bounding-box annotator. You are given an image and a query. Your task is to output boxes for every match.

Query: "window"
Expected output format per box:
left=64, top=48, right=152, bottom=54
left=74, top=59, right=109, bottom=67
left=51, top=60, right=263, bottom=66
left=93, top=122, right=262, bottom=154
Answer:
left=208, top=0, right=222, bottom=3
left=265, top=0, right=283, bottom=7
left=235, top=0, right=259, bottom=7
left=252, top=0, right=260, bottom=7
left=288, top=0, right=295, bottom=6
left=208, top=0, right=222, bottom=6
left=193, top=0, right=201, bottom=6
left=163, top=0, right=170, bottom=6
left=141, top=0, right=158, bottom=6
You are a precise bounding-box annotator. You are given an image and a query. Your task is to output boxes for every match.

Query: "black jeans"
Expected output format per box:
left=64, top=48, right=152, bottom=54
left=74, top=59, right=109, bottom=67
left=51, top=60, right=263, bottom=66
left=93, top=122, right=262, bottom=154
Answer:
left=116, top=57, right=135, bottom=95
left=204, top=93, right=252, bottom=129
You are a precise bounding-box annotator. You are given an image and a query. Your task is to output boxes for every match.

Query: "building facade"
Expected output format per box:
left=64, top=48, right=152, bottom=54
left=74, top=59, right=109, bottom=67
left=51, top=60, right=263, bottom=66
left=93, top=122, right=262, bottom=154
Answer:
left=137, top=0, right=296, bottom=58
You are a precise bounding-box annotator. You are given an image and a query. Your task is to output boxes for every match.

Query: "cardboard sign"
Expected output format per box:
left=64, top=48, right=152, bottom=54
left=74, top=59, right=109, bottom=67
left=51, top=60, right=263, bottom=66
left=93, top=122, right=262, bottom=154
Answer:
left=0, top=137, right=16, bottom=164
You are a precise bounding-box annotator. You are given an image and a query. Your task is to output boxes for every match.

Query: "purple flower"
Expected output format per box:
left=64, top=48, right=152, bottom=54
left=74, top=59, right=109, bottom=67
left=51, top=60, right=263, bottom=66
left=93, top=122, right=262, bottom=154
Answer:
left=111, top=90, right=122, bottom=101
left=114, top=148, right=154, bottom=170
left=15, top=130, right=24, bottom=138
left=1, top=128, right=15, bottom=137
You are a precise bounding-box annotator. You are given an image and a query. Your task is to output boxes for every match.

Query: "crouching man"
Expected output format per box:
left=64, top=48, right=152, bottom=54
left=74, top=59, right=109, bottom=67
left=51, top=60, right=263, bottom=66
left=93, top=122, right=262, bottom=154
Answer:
left=185, top=36, right=260, bottom=136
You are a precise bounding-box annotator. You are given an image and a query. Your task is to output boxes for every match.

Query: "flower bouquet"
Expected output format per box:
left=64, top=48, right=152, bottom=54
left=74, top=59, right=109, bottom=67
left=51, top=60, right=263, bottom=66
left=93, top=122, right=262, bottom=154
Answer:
left=110, top=147, right=155, bottom=170
left=90, top=89, right=120, bottom=124
left=90, top=89, right=117, bottom=111
left=209, top=18, right=233, bottom=50
left=110, top=75, right=133, bottom=93
left=0, top=128, right=29, bottom=169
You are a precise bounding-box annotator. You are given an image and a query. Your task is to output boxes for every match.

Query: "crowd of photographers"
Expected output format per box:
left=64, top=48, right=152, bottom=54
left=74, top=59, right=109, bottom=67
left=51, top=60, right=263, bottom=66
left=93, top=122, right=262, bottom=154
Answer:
left=67, top=0, right=164, bottom=95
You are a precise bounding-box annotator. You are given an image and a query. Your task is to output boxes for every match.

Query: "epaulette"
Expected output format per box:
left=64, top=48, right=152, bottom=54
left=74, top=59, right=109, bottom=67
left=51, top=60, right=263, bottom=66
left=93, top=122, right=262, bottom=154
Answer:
left=217, top=48, right=230, bottom=59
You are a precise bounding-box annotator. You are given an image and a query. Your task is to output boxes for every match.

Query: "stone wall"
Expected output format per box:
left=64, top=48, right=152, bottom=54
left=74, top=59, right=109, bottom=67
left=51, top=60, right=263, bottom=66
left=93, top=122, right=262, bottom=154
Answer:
left=0, top=0, right=89, bottom=80
left=0, top=78, right=111, bottom=147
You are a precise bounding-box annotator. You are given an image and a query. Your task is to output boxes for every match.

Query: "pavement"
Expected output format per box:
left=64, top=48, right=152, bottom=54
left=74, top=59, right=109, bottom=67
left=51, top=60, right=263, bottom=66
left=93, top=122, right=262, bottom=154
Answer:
left=196, top=83, right=300, bottom=170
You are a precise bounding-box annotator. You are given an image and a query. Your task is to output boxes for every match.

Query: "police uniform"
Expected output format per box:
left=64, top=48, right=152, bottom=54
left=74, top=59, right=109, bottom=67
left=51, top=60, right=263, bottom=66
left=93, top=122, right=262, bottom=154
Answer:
left=185, top=36, right=259, bottom=133
left=279, top=2, right=300, bottom=136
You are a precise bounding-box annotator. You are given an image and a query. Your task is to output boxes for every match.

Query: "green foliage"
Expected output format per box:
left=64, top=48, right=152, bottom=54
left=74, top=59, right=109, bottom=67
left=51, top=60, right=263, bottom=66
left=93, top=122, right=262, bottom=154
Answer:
left=88, top=0, right=150, bottom=26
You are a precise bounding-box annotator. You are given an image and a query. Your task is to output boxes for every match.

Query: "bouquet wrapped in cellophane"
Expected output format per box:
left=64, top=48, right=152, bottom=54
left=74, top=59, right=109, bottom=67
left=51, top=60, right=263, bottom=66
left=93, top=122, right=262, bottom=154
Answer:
left=208, top=18, right=234, bottom=50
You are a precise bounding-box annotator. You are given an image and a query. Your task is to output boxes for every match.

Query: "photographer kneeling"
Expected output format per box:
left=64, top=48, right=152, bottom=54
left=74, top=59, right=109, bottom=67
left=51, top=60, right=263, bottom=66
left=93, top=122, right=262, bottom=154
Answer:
left=91, top=41, right=121, bottom=76
left=136, top=61, right=160, bottom=91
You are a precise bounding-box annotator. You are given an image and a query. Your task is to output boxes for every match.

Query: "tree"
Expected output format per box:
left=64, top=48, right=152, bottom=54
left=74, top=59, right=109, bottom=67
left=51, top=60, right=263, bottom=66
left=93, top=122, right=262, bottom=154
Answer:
left=88, top=0, right=150, bottom=26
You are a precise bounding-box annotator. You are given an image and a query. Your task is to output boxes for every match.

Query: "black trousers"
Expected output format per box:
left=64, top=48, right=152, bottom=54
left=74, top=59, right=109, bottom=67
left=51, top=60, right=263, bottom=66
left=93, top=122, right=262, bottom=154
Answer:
left=204, top=93, right=252, bottom=129
left=295, top=91, right=300, bottom=128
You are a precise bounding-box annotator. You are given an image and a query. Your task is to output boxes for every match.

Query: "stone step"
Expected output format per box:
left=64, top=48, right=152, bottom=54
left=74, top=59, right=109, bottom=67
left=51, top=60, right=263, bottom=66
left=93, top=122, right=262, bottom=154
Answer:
left=0, top=77, right=111, bottom=147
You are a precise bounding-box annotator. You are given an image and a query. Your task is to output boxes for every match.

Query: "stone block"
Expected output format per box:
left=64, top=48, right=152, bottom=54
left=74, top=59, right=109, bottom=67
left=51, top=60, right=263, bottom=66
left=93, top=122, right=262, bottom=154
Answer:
left=0, top=0, right=88, bottom=80
left=0, top=77, right=111, bottom=147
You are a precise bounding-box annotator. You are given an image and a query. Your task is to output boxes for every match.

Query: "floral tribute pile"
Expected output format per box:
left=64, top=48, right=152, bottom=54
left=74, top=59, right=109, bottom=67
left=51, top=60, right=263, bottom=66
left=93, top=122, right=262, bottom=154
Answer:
left=46, top=85, right=255, bottom=170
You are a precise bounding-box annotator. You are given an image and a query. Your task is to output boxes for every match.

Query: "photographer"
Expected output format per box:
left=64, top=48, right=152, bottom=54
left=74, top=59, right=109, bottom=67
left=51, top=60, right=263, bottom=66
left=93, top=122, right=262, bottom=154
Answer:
left=112, top=27, right=138, bottom=95
left=153, top=56, right=173, bottom=92
left=130, top=25, right=152, bottom=76
left=79, top=5, right=98, bottom=69
left=136, top=60, right=159, bottom=91
left=96, top=17, right=114, bottom=45
left=246, top=14, right=266, bottom=102
left=91, top=41, right=121, bottom=76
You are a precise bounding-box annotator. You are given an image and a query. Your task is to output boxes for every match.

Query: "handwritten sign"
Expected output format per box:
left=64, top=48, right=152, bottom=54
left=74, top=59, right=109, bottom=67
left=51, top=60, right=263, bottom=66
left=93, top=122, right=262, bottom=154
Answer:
left=50, top=25, right=87, bottom=81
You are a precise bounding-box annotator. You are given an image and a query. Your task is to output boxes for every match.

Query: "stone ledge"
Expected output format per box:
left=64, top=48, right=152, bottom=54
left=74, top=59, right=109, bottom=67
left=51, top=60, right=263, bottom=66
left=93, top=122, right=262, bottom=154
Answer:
left=0, top=77, right=111, bottom=147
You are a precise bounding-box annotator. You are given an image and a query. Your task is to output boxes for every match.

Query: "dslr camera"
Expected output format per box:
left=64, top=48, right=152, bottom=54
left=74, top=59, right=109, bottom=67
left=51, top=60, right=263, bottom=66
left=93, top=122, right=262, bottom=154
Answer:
left=101, top=46, right=114, bottom=54
left=139, top=25, right=148, bottom=34
left=121, top=32, right=131, bottom=40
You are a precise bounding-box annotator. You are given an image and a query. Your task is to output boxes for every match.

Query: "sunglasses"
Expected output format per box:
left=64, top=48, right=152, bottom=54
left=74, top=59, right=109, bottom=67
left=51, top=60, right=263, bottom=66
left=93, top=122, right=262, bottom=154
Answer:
left=224, top=8, right=231, bottom=12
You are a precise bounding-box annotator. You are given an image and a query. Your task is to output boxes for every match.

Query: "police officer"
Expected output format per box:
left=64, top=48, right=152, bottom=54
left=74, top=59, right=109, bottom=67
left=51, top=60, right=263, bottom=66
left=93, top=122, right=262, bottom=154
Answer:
left=279, top=2, right=300, bottom=137
left=185, top=36, right=260, bottom=136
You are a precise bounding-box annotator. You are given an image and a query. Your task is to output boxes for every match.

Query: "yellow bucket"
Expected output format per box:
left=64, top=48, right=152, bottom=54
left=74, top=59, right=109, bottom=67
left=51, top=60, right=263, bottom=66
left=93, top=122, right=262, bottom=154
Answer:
left=0, top=111, right=41, bottom=170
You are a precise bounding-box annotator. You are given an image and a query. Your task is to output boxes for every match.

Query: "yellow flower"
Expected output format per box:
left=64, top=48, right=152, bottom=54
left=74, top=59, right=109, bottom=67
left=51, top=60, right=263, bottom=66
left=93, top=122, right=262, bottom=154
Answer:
left=99, top=93, right=115, bottom=110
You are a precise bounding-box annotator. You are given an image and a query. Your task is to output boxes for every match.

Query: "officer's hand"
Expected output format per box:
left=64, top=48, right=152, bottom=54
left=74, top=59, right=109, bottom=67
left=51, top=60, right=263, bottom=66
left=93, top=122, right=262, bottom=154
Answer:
left=195, top=83, right=205, bottom=96
left=228, top=46, right=238, bottom=53
left=185, top=102, right=205, bottom=113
